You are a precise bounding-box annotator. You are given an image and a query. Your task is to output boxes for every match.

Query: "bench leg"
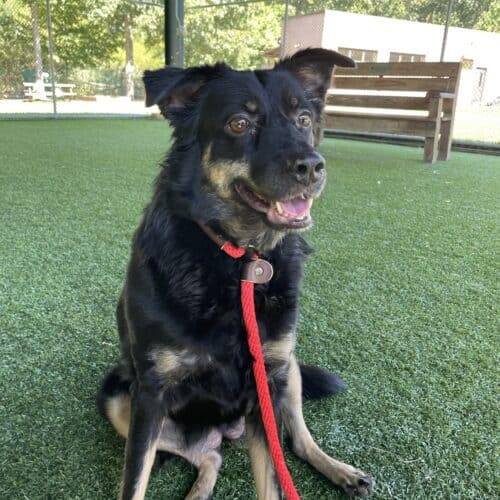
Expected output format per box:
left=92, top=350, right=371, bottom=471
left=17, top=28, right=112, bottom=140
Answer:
left=423, top=96, right=443, bottom=164
left=438, top=121, right=452, bottom=161
left=424, top=136, right=440, bottom=164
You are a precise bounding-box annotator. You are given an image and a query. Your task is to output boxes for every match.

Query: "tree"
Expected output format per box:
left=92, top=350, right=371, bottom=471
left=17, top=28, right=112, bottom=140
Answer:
left=475, top=0, right=500, bottom=31
left=184, top=1, right=284, bottom=69
left=30, top=1, right=46, bottom=99
left=0, top=2, right=34, bottom=96
left=124, top=12, right=135, bottom=99
left=106, top=1, right=144, bottom=100
left=1, top=0, right=497, bottom=99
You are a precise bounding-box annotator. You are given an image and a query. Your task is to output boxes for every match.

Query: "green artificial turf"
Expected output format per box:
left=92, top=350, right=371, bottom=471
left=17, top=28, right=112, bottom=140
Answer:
left=0, top=119, right=498, bottom=499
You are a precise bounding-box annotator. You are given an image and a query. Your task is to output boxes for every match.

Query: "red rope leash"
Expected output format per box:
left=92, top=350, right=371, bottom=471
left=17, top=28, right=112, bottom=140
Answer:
left=241, top=280, right=300, bottom=500
left=198, top=222, right=300, bottom=498
left=221, top=241, right=246, bottom=259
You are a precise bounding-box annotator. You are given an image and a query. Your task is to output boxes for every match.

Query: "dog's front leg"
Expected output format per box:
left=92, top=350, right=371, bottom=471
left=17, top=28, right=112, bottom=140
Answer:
left=283, top=356, right=374, bottom=497
left=119, top=384, right=164, bottom=500
left=246, top=415, right=281, bottom=500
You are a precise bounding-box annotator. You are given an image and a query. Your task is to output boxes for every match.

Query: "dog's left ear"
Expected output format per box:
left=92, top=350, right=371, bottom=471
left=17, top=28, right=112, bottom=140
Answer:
left=143, top=64, right=224, bottom=120
left=276, top=48, right=355, bottom=103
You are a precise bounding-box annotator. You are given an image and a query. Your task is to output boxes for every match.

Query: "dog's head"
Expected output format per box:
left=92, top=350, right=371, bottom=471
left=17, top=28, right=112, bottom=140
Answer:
left=144, top=49, right=354, bottom=249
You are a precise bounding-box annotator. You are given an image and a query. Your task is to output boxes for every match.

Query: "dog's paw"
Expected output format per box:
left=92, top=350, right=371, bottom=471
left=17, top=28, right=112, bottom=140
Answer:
left=340, top=468, right=374, bottom=497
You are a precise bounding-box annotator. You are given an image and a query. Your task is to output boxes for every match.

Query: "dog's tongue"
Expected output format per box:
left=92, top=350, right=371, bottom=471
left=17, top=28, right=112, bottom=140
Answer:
left=280, top=197, right=310, bottom=217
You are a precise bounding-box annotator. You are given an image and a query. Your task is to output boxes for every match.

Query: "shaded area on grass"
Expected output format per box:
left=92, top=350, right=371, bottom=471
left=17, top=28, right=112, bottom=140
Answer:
left=0, top=120, right=498, bottom=499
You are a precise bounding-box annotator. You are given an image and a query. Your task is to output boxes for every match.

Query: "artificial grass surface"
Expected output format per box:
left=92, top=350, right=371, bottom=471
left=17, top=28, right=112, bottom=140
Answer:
left=0, top=119, right=498, bottom=499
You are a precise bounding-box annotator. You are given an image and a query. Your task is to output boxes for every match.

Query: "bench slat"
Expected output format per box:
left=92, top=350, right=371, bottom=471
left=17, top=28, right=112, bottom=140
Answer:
left=333, top=76, right=454, bottom=92
left=324, top=113, right=438, bottom=137
left=335, top=62, right=460, bottom=78
left=325, top=111, right=451, bottom=121
left=326, top=94, right=429, bottom=110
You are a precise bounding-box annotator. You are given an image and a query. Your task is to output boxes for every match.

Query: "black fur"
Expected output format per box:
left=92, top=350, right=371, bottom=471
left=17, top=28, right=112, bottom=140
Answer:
left=98, top=48, right=355, bottom=499
left=98, top=361, right=346, bottom=418
left=300, top=364, right=347, bottom=400
left=97, top=364, right=132, bottom=419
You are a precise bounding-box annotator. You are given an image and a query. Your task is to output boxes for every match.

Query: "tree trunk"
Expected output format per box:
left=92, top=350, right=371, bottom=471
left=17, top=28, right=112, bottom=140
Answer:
left=124, top=13, right=135, bottom=100
left=30, top=2, right=46, bottom=100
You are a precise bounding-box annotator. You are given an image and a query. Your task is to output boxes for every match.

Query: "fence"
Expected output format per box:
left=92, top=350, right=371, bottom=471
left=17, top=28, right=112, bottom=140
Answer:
left=0, top=0, right=499, bottom=144
left=1, top=0, right=164, bottom=116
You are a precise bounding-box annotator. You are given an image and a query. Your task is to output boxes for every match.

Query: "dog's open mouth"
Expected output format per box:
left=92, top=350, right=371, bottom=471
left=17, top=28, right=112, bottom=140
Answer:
left=235, top=182, right=313, bottom=228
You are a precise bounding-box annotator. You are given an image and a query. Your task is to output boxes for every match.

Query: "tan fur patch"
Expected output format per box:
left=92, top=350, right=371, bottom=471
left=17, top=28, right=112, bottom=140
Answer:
left=120, top=440, right=158, bottom=500
left=106, top=393, right=131, bottom=438
left=264, top=333, right=296, bottom=364
left=246, top=419, right=280, bottom=500
left=151, top=348, right=182, bottom=375
left=220, top=217, right=287, bottom=252
left=185, top=451, right=222, bottom=500
left=201, top=143, right=251, bottom=199
left=283, top=356, right=374, bottom=495
left=200, top=144, right=289, bottom=253
left=206, top=161, right=251, bottom=198
left=150, top=347, right=211, bottom=384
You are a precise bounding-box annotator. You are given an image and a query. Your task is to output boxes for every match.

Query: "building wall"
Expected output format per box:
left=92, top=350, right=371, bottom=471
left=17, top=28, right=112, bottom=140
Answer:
left=283, top=13, right=324, bottom=56
left=284, top=10, right=500, bottom=105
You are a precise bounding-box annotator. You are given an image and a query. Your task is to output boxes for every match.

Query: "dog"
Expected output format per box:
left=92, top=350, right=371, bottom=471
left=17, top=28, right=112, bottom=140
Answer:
left=98, top=48, right=374, bottom=500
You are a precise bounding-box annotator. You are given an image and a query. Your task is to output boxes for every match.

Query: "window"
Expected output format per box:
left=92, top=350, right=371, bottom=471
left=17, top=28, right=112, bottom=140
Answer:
left=338, top=47, right=378, bottom=63
left=389, top=52, right=426, bottom=63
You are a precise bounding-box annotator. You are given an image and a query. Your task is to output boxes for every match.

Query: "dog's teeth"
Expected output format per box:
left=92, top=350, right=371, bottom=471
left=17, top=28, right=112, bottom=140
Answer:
left=275, top=202, right=283, bottom=215
left=301, top=194, right=307, bottom=200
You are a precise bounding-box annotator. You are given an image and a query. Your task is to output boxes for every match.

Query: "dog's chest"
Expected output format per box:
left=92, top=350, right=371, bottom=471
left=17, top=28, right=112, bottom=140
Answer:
left=150, top=296, right=294, bottom=426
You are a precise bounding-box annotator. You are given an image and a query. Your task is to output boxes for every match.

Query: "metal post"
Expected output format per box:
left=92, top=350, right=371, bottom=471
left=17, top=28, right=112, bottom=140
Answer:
left=440, top=0, right=453, bottom=62
left=164, top=0, right=169, bottom=65
left=45, top=0, right=57, bottom=116
left=165, top=0, right=184, bottom=67
left=280, top=0, right=290, bottom=58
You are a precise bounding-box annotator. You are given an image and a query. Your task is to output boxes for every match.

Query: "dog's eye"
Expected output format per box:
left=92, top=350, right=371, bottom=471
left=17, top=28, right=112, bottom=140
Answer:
left=297, top=113, right=312, bottom=128
left=227, top=117, right=250, bottom=136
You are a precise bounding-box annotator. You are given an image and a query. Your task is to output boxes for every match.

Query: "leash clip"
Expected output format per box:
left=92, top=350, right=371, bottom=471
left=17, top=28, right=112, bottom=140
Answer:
left=241, top=258, right=274, bottom=284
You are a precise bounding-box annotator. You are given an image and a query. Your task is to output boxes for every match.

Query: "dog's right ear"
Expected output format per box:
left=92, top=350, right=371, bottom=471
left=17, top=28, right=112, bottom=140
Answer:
left=143, top=65, right=223, bottom=119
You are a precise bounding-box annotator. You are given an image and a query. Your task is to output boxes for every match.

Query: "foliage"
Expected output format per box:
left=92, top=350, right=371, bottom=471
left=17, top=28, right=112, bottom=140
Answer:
left=0, top=2, right=33, bottom=95
left=0, top=0, right=161, bottom=95
left=185, top=1, right=284, bottom=68
left=184, top=0, right=499, bottom=69
left=0, top=0, right=498, bottom=96
left=475, top=0, right=500, bottom=31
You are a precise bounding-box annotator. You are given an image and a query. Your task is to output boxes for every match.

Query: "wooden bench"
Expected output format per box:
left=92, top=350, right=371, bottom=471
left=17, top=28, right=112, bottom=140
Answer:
left=23, top=82, right=76, bottom=100
left=324, top=62, right=462, bottom=163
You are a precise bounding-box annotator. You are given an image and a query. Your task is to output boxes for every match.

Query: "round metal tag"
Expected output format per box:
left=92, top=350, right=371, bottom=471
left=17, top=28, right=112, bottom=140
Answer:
left=242, top=259, right=274, bottom=284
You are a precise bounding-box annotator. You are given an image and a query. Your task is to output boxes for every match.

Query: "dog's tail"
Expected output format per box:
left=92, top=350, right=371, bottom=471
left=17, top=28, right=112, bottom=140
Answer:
left=300, top=364, right=347, bottom=400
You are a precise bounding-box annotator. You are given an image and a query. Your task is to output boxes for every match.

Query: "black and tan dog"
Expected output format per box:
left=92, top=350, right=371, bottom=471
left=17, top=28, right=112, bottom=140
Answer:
left=98, top=48, right=374, bottom=499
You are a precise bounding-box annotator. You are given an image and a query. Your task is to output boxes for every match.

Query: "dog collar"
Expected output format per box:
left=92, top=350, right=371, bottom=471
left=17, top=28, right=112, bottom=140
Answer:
left=197, top=222, right=274, bottom=284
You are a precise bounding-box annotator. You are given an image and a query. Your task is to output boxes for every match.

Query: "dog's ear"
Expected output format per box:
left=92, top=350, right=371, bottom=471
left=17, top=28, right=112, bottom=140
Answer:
left=276, top=48, right=355, bottom=102
left=143, top=64, right=223, bottom=119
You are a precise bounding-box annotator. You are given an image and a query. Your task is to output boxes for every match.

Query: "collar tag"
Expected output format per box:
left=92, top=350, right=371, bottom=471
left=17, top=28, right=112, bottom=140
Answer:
left=241, top=259, right=274, bottom=284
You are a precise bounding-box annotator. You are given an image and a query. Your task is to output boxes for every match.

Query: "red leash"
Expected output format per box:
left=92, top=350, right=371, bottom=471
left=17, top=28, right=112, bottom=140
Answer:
left=241, top=280, right=300, bottom=500
left=199, top=224, right=300, bottom=500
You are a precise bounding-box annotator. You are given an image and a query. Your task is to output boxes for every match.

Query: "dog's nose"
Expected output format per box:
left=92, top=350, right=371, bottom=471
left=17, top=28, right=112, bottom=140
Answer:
left=293, top=152, right=325, bottom=185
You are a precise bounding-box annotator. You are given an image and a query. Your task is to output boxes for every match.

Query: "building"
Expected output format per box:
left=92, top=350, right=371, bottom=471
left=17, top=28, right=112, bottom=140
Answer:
left=280, top=10, right=500, bottom=105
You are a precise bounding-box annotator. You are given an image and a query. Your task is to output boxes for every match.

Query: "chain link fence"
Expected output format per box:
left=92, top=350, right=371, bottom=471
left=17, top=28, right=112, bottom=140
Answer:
left=0, top=0, right=164, bottom=116
left=0, top=0, right=499, bottom=143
